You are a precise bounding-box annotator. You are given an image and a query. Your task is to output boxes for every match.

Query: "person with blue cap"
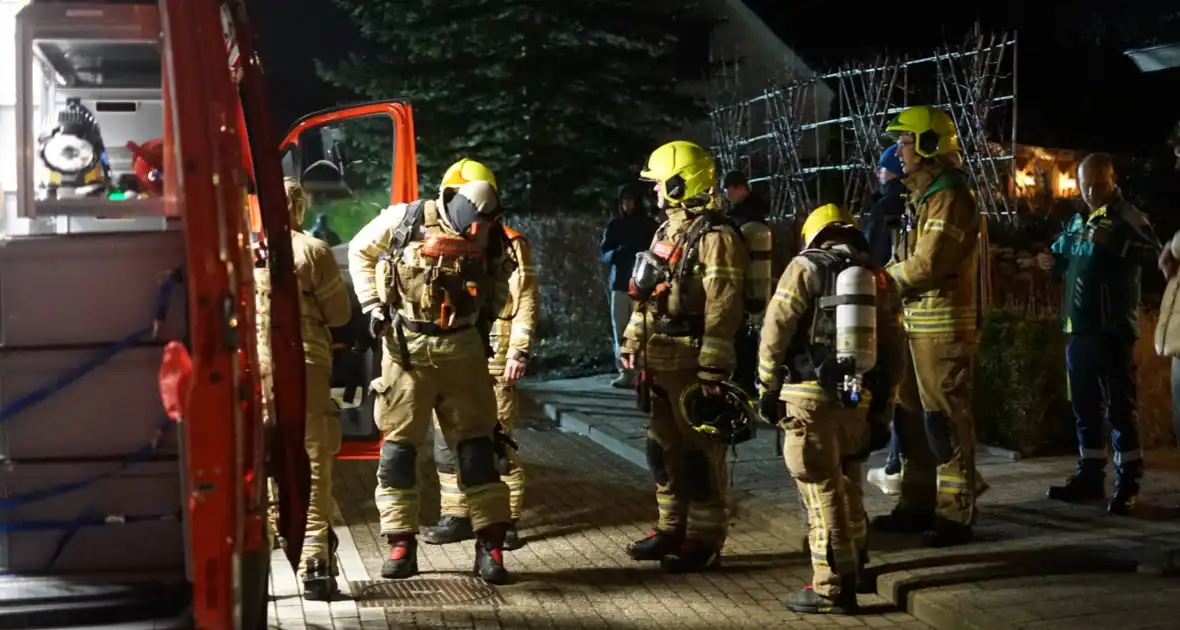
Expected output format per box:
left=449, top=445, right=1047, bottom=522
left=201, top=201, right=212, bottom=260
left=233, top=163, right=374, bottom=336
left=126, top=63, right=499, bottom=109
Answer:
left=861, top=145, right=907, bottom=497
left=861, top=145, right=907, bottom=268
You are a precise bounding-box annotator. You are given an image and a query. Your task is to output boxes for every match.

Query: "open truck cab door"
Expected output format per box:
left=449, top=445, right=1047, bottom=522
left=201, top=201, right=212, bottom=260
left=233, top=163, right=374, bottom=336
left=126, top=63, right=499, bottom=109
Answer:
left=275, top=101, right=419, bottom=460
left=0, top=1, right=419, bottom=628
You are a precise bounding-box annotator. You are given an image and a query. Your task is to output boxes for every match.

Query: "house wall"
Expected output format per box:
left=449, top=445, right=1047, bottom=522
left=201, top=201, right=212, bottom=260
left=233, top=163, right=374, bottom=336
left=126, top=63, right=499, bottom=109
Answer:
left=660, top=0, right=835, bottom=165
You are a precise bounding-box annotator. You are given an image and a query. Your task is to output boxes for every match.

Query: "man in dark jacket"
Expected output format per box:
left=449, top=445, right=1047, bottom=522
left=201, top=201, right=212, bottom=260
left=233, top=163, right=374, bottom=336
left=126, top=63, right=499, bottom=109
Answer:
left=862, top=145, right=907, bottom=267
left=600, top=184, right=658, bottom=387
left=1036, top=153, right=1162, bottom=515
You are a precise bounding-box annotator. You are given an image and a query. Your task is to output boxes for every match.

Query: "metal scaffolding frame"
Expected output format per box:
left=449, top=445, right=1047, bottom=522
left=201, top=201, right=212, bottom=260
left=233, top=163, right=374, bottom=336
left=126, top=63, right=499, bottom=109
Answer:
left=708, top=26, right=1018, bottom=223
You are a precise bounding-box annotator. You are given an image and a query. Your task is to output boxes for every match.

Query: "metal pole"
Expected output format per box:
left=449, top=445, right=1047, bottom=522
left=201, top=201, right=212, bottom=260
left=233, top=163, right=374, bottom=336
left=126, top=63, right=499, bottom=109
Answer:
left=813, top=81, right=821, bottom=203
left=1010, top=33, right=1019, bottom=191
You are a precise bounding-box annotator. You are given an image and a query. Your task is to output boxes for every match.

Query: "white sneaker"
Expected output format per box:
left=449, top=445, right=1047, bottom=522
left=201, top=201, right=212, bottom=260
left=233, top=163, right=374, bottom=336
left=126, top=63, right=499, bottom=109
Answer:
left=867, top=467, right=902, bottom=496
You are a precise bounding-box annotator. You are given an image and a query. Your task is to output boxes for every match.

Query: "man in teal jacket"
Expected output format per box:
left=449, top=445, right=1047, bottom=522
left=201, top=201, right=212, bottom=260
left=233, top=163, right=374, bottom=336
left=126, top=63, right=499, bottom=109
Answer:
left=1036, top=153, right=1162, bottom=515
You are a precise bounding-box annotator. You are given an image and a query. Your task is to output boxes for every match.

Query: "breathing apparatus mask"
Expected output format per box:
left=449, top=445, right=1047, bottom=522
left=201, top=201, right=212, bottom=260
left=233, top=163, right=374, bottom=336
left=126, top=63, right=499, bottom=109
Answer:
left=442, top=181, right=501, bottom=240
left=679, top=381, right=757, bottom=446
left=628, top=242, right=681, bottom=301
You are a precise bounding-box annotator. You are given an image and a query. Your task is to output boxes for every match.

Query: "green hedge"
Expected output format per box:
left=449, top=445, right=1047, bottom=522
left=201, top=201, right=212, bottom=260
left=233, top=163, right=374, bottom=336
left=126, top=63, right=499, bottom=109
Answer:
left=974, top=310, right=1073, bottom=457
left=975, top=309, right=1175, bottom=457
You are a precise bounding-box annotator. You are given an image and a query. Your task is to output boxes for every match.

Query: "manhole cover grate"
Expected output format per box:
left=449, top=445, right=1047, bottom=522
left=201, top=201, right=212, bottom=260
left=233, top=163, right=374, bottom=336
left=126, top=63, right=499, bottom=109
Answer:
left=348, top=578, right=504, bottom=608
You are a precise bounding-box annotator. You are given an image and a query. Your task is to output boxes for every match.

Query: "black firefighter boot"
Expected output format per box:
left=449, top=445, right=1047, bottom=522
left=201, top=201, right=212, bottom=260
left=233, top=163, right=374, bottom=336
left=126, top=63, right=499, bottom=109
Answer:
left=786, top=576, right=859, bottom=615
left=503, top=520, right=522, bottom=551
left=627, top=529, right=683, bottom=561
left=856, top=549, right=875, bottom=594
left=920, top=517, right=974, bottom=548
left=381, top=534, right=420, bottom=580
left=473, top=523, right=509, bottom=585
left=302, top=529, right=340, bottom=601
left=1047, top=473, right=1105, bottom=503
left=421, top=515, right=475, bottom=545
left=302, top=557, right=338, bottom=601
left=1108, top=469, right=1141, bottom=516
left=871, top=508, right=934, bottom=534
left=660, top=539, right=721, bottom=574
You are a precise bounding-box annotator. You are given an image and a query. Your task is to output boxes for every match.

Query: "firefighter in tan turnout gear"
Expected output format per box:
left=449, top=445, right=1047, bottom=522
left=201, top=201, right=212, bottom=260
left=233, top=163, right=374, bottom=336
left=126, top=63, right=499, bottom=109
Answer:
left=422, top=160, right=540, bottom=550
left=348, top=173, right=513, bottom=584
left=872, top=105, right=982, bottom=547
left=620, top=140, right=749, bottom=573
left=255, top=179, right=352, bottom=600
left=757, top=203, right=905, bottom=615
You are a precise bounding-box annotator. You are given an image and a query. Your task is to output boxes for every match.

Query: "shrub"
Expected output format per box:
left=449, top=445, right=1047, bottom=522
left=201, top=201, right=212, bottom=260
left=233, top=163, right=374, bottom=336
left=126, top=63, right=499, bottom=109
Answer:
left=506, top=212, right=617, bottom=380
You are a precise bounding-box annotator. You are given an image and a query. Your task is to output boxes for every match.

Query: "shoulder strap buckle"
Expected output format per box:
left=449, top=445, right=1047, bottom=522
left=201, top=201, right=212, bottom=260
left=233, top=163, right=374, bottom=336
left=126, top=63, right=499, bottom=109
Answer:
left=391, top=200, right=426, bottom=252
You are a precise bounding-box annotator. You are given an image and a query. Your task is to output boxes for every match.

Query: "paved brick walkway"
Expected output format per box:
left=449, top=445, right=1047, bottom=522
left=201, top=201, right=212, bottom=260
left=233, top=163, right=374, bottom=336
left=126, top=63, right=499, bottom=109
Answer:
left=266, top=396, right=931, bottom=629
left=520, top=374, right=1180, bottom=630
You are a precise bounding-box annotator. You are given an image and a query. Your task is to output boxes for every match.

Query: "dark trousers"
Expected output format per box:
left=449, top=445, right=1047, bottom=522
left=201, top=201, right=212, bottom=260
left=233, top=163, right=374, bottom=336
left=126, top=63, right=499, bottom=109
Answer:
left=1066, top=333, right=1142, bottom=485
left=734, top=325, right=759, bottom=397
left=884, top=419, right=902, bottom=475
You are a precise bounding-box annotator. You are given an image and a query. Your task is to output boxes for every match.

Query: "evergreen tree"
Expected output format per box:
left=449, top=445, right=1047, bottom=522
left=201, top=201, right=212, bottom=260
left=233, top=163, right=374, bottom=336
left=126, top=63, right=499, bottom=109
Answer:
left=317, top=0, right=713, bottom=212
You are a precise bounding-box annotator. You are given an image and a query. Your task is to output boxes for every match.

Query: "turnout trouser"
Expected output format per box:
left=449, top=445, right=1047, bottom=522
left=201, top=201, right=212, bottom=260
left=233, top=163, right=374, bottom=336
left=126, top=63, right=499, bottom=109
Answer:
left=436, top=378, right=526, bottom=521
left=371, top=353, right=510, bottom=535
left=781, top=402, right=869, bottom=598
left=895, top=334, right=978, bottom=526
left=646, top=369, right=729, bottom=548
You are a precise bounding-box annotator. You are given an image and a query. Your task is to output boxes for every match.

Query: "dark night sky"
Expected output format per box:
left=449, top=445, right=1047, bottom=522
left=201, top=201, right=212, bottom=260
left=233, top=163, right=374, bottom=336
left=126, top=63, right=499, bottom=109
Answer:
left=252, top=0, right=1180, bottom=160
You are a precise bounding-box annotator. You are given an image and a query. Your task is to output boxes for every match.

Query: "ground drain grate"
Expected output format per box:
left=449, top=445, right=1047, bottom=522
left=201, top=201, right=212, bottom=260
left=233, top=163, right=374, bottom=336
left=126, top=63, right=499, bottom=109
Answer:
left=348, top=578, right=505, bottom=608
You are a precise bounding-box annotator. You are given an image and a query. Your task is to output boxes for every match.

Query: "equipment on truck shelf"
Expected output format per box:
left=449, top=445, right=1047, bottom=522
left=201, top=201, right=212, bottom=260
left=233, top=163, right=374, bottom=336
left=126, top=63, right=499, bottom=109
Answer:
left=37, top=97, right=110, bottom=199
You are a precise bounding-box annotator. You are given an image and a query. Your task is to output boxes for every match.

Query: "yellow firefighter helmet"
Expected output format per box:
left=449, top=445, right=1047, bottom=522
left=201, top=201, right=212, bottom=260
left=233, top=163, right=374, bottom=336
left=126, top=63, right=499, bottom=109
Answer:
left=441, top=158, right=498, bottom=193
left=886, top=106, right=961, bottom=159
left=800, top=203, right=857, bottom=249
left=640, top=140, right=716, bottom=204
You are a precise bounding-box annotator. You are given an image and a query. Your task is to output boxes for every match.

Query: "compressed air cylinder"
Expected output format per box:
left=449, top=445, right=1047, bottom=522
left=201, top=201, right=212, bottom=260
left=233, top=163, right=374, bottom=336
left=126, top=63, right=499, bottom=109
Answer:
left=834, top=266, right=877, bottom=374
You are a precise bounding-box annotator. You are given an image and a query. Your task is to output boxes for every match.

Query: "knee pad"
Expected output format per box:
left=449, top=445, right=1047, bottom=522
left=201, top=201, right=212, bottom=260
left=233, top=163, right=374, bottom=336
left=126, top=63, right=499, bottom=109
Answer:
left=923, top=411, right=955, bottom=464
left=457, top=436, right=500, bottom=488
left=681, top=450, right=712, bottom=502
left=377, top=441, right=417, bottom=489
left=433, top=435, right=459, bottom=475
left=644, top=437, right=669, bottom=486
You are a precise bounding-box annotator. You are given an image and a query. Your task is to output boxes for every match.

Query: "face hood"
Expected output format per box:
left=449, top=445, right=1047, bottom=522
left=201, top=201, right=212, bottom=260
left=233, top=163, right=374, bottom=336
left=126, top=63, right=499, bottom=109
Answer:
left=618, top=183, right=647, bottom=216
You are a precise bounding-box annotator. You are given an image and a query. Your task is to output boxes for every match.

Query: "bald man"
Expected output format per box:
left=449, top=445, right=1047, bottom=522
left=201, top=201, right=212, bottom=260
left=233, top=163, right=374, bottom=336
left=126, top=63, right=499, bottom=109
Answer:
left=1036, top=153, right=1162, bottom=515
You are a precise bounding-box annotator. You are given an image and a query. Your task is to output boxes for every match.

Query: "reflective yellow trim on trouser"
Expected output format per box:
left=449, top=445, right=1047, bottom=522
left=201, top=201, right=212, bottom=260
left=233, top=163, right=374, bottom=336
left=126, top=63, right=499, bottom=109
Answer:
left=656, top=493, right=686, bottom=535
left=438, top=471, right=467, bottom=517
left=902, top=302, right=977, bottom=335
left=375, top=487, right=420, bottom=536
left=438, top=466, right=525, bottom=521
left=302, top=363, right=343, bottom=573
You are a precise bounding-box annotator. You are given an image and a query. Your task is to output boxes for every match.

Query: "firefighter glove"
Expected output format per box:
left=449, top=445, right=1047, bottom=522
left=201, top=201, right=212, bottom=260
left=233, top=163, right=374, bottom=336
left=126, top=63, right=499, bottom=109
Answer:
left=758, top=391, right=781, bottom=424
left=368, top=309, right=388, bottom=340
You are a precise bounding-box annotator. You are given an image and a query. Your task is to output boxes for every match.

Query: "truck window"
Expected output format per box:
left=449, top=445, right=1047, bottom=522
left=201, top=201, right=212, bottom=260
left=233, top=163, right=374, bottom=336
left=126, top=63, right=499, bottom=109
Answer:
left=295, top=114, right=394, bottom=246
